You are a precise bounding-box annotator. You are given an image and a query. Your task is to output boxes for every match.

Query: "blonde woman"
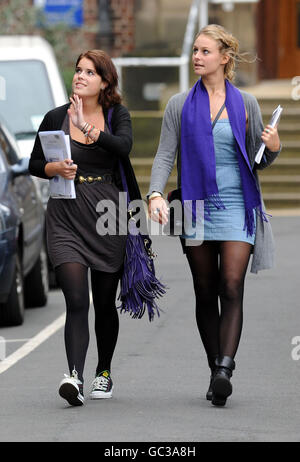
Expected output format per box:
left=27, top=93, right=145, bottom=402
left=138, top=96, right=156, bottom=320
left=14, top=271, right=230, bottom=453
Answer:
left=148, top=25, right=281, bottom=406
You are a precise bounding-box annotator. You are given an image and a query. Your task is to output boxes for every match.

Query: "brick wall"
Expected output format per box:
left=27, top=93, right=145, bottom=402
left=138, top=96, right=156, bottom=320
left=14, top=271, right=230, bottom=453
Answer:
left=110, top=0, right=135, bottom=56
left=0, top=0, right=135, bottom=58
left=75, top=0, right=135, bottom=56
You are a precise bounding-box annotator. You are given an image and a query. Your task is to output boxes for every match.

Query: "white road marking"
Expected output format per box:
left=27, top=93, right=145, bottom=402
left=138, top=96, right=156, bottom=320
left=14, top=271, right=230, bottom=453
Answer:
left=0, top=289, right=93, bottom=374
left=0, top=313, right=66, bottom=375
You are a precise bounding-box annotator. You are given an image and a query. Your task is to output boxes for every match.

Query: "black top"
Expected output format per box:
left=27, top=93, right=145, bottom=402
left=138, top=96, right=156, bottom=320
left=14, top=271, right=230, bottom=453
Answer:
left=44, top=112, right=128, bottom=272
left=29, top=103, right=142, bottom=202
left=61, top=113, right=118, bottom=176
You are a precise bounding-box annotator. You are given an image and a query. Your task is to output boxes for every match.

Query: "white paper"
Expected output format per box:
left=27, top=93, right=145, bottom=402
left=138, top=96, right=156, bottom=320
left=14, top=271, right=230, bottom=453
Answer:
left=38, top=130, right=76, bottom=199
left=255, top=105, right=283, bottom=164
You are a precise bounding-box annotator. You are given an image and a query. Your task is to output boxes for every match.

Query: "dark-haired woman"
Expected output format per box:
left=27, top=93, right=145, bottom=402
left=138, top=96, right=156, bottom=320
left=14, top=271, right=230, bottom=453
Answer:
left=29, top=50, right=141, bottom=406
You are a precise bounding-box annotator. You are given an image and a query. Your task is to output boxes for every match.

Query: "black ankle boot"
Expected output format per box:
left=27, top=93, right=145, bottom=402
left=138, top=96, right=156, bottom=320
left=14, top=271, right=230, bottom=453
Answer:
left=206, top=356, right=219, bottom=401
left=211, top=356, right=235, bottom=406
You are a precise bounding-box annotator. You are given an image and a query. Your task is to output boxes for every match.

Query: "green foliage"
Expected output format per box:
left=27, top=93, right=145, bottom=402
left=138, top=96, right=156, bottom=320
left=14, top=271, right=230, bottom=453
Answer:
left=35, top=11, right=83, bottom=70
left=62, top=67, right=75, bottom=97
left=0, top=0, right=37, bottom=34
left=0, top=1, right=84, bottom=72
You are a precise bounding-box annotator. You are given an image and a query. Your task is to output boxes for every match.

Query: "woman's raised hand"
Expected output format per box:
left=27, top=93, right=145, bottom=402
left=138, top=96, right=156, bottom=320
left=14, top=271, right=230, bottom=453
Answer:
left=68, top=94, right=85, bottom=130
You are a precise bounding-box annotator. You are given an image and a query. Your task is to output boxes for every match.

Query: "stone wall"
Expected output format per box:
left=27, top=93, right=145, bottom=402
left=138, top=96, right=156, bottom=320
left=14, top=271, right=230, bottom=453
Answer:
left=110, top=0, right=135, bottom=56
left=68, top=0, right=135, bottom=57
left=134, top=0, right=258, bottom=85
left=0, top=0, right=259, bottom=84
left=0, top=0, right=135, bottom=60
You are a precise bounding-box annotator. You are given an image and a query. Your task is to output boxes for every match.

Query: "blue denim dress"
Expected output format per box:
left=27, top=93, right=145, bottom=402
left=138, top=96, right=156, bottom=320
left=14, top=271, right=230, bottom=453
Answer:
left=182, top=119, right=256, bottom=245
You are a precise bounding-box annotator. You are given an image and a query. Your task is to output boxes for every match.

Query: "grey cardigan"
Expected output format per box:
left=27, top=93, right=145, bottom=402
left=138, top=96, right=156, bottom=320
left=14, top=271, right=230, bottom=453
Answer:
left=148, top=89, right=281, bottom=274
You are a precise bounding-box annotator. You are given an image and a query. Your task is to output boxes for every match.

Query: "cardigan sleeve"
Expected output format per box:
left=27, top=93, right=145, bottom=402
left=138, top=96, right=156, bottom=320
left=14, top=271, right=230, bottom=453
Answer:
left=147, top=93, right=184, bottom=196
left=97, top=104, right=132, bottom=158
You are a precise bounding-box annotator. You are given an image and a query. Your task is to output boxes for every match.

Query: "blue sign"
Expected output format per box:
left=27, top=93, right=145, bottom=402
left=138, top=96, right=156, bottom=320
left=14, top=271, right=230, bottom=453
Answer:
left=42, top=0, right=83, bottom=27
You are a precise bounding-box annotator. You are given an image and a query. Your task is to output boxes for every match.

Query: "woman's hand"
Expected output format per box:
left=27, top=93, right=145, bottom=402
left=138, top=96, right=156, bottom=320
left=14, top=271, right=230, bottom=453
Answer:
left=261, top=125, right=281, bottom=152
left=45, top=159, right=77, bottom=179
left=68, top=94, right=85, bottom=130
left=148, top=196, right=169, bottom=225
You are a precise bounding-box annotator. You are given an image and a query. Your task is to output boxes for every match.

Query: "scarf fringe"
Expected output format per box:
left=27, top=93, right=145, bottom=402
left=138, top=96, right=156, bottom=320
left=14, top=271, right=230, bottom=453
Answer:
left=258, top=207, right=272, bottom=223
left=207, top=194, right=226, bottom=211
left=243, top=208, right=255, bottom=237
left=243, top=206, right=272, bottom=237
left=117, top=233, right=167, bottom=321
left=203, top=194, right=226, bottom=222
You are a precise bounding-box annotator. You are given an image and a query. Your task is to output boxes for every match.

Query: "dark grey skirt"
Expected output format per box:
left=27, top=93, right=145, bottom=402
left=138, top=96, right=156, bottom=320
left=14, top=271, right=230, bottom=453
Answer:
left=46, top=180, right=127, bottom=273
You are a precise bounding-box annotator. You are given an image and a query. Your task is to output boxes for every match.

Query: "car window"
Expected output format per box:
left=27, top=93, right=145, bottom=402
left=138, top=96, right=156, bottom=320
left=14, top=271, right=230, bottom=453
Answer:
left=0, top=123, right=20, bottom=163
left=0, top=128, right=18, bottom=165
left=0, top=60, right=54, bottom=139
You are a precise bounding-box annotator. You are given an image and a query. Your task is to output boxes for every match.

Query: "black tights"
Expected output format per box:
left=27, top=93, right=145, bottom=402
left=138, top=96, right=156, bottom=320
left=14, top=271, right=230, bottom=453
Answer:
left=55, top=263, right=121, bottom=382
left=185, top=241, right=252, bottom=365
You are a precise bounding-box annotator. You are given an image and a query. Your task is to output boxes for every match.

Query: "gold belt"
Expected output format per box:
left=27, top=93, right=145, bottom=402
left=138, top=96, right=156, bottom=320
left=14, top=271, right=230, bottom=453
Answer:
left=75, top=174, right=113, bottom=184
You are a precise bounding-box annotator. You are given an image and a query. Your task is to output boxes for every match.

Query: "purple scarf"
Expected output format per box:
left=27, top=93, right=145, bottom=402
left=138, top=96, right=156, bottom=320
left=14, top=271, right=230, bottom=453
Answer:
left=181, top=78, right=265, bottom=236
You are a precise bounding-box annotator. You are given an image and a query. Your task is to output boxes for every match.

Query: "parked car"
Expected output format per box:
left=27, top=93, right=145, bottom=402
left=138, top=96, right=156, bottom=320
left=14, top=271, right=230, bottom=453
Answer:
left=0, top=35, right=68, bottom=287
left=0, top=119, right=48, bottom=326
left=0, top=35, right=68, bottom=164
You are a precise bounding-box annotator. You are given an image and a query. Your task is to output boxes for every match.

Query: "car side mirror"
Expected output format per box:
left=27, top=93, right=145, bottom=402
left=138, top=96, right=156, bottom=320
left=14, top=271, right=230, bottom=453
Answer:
left=11, top=157, right=29, bottom=177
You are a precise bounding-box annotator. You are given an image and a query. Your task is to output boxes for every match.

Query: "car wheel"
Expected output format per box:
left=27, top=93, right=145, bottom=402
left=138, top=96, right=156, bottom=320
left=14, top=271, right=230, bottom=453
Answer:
left=0, top=253, right=25, bottom=326
left=24, top=241, right=49, bottom=308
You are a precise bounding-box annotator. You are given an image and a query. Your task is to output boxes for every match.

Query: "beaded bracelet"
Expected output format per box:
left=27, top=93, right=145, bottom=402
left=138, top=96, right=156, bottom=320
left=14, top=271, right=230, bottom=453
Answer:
left=89, top=127, right=99, bottom=141
left=81, top=122, right=89, bottom=133
left=83, top=124, right=91, bottom=137
left=80, top=122, right=100, bottom=141
left=87, top=125, right=94, bottom=138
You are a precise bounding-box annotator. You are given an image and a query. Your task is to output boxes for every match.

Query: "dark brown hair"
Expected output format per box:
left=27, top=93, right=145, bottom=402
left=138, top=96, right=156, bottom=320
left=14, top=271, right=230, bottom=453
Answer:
left=75, top=49, right=121, bottom=108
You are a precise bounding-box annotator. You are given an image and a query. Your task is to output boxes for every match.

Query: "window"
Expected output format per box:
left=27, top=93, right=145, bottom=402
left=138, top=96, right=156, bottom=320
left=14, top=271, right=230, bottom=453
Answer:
left=0, top=60, right=54, bottom=139
left=0, top=125, right=19, bottom=165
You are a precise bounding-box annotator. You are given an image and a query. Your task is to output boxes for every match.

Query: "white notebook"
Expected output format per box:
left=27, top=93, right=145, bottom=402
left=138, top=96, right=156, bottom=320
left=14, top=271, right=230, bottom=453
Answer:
left=38, top=130, right=76, bottom=199
left=255, top=105, right=283, bottom=164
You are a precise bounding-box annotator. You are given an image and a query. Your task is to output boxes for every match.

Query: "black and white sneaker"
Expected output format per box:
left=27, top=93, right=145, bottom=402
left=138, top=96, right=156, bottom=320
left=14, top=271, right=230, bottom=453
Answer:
left=59, top=369, right=84, bottom=406
left=90, top=370, right=113, bottom=399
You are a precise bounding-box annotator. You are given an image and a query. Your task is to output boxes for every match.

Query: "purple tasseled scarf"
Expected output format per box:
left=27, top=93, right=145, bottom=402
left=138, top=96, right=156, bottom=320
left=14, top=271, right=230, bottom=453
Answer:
left=107, top=107, right=166, bottom=321
left=181, top=78, right=265, bottom=236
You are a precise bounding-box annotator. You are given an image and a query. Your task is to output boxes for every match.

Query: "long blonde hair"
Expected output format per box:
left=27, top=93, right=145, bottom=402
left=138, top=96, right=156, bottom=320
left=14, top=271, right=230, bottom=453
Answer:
left=195, top=24, right=252, bottom=82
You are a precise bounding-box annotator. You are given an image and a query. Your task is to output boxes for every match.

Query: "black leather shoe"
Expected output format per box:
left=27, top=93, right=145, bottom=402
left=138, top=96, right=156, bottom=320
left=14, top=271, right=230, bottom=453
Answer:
left=206, top=375, right=214, bottom=401
left=206, top=355, right=219, bottom=401
left=211, top=356, right=235, bottom=406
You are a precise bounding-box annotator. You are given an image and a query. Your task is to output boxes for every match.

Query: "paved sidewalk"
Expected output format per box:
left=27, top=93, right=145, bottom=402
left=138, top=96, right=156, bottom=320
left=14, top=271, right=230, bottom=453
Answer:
left=0, top=216, right=299, bottom=442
